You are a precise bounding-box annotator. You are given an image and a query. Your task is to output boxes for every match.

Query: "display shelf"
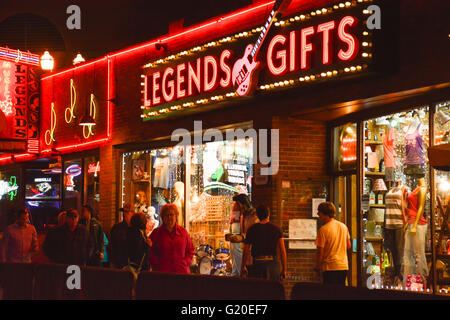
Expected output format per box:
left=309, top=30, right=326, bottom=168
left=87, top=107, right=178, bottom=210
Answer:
left=365, top=172, right=386, bottom=177
left=365, top=140, right=383, bottom=145
left=370, top=204, right=386, bottom=208
left=365, top=236, right=384, bottom=242
left=133, top=179, right=151, bottom=183
left=437, top=254, right=450, bottom=260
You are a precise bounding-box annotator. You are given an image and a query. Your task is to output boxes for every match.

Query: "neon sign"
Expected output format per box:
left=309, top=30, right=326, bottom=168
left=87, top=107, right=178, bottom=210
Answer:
left=0, top=176, right=19, bottom=201
left=44, top=102, right=56, bottom=145
left=65, top=79, right=77, bottom=123
left=65, top=164, right=82, bottom=191
left=88, top=162, right=100, bottom=175
left=82, top=94, right=97, bottom=139
left=142, top=1, right=372, bottom=120
left=0, top=47, right=40, bottom=67
left=0, top=61, right=29, bottom=139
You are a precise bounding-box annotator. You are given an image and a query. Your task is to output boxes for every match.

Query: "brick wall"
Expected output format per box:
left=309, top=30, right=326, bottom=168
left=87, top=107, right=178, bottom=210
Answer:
left=271, top=116, right=330, bottom=299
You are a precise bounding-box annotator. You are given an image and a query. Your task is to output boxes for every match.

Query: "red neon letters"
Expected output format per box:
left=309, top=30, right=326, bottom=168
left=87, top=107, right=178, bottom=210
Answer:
left=267, top=15, right=359, bottom=75
left=144, top=15, right=360, bottom=107
left=145, top=50, right=233, bottom=107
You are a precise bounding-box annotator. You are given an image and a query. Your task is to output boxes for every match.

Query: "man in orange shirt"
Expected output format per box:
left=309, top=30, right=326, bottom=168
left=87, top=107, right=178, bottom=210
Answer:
left=314, top=202, right=351, bottom=285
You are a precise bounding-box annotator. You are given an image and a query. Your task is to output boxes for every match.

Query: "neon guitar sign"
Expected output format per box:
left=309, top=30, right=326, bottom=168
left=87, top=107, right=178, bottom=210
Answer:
left=232, top=0, right=291, bottom=96
left=142, top=0, right=370, bottom=119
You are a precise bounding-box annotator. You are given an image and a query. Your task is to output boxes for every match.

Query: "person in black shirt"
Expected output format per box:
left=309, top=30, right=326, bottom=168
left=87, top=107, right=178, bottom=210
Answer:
left=241, top=205, right=287, bottom=281
left=80, top=205, right=104, bottom=267
left=126, top=212, right=152, bottom=271
left=109, top=204, right=133, bottom=269
left=42, top=209, right=90, bottom=265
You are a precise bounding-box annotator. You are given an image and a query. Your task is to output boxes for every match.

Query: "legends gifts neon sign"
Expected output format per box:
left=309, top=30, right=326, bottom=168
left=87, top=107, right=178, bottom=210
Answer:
left=142, top=1, right=373, bottom=120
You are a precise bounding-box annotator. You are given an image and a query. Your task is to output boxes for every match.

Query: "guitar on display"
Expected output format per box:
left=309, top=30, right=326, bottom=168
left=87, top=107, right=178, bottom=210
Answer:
left=232, top=0, right=292, bottom=96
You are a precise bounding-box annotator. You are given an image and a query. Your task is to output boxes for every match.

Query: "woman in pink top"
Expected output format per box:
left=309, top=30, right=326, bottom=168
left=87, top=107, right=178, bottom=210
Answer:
left=149, top=204, right=194, bottom=274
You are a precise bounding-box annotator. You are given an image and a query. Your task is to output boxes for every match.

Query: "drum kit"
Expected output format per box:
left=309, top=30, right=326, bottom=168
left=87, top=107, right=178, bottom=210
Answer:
left=193, top=242, right=230, bottom=276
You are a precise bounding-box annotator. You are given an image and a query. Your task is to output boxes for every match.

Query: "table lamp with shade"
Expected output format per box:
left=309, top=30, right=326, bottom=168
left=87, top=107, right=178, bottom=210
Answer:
left=372, top=178, right=387, bottom=204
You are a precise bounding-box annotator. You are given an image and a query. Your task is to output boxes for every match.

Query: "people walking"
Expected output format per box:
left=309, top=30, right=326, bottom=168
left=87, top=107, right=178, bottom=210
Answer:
left=42, top=209, right=90, bottom=265
left=109, top=203, right=133, bottom=269
left=1, top=209, right=39, bottom=263
left=314, top=202, right=351, bottom=285
left=80, top=205, right=104, bottom=267
left=149, top=204, right=194, bottom=274
left=241, top=205, right=287, bottom=281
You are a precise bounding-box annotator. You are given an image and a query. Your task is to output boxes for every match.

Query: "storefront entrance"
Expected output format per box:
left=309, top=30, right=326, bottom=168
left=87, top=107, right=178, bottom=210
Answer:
left=333, top=174, right=358, bottom=287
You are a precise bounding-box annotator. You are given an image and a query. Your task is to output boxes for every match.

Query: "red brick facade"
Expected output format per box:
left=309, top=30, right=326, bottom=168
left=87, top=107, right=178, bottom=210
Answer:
left=271, top=117, right=329, bottom=296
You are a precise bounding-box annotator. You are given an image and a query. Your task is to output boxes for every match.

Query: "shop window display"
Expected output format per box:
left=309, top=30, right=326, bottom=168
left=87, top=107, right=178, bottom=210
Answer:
left=121, top=146, right=184, bottom=236
left=63, top=160, right=82, bottom=213
left=120, top=138, right=253, bottom=276
left=362, top=107, right=432, bottom=292
left=24, top=169, right=62, bottom=232
left=84, top=157, right=100, bottom=215
left=433, top=101, right=450, bottom=295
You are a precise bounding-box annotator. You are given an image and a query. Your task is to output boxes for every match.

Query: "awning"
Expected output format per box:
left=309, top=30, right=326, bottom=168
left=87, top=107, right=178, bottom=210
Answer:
left=428, top=143, right=450, bottom=171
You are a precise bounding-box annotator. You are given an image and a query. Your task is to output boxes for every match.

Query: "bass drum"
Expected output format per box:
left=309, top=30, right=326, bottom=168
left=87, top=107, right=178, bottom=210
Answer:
left=199, top=256, right=213, bottom=275
left=196, top=244, right=214, bottom=258
left=210, top=259, right=227, bottom=276
left=211, top=268, right=227, bottom=276
left=215, top=247, right=230, bottom=261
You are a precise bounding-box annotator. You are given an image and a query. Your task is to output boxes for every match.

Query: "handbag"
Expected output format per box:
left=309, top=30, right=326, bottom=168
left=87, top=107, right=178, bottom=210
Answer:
left=123, top=255, right=146, bottom=282
left=123, top=230, right=147, bottom=282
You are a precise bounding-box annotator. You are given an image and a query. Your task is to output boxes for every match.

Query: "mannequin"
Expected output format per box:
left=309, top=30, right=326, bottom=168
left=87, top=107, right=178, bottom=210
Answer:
left=402, top=177, right=428, bottom=288
left=382, top=123, right=397, bottom=184
left=173, top=181, right=184, bottom=227
left=135, top=190, right=148, bottom=213
left=153, top=151, right=170, bottom=189
left=146, top=206, right=159, bottom=236
left=384, top=179, right=407, bottom=284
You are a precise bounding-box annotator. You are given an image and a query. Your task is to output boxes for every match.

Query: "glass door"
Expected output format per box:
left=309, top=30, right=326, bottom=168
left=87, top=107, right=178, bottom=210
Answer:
left=333, top=174, right=358, bottom=286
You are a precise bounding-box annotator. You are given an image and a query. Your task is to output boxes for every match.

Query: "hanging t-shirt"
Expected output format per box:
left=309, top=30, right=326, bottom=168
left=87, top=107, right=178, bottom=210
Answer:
left=383, top=128, right=396, bottom=168
left=153, top=156, right=170, bottom=188
left=405, top=124, right=425, bottom=165
left=367, top=151, right=379, bottom=169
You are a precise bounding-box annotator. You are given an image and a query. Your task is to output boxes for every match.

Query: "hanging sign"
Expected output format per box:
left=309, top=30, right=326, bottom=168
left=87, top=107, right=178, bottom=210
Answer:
left=142, top=0, right=376, bottom=120
left=0, top=47, right=41, bottom=153
left=0, top=176, right=19, bottom=201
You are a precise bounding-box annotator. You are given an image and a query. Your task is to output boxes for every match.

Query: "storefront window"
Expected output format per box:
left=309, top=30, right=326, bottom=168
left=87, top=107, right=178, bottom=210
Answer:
left=188, top=138, right=253, bottom=250
left=120, top=137, right=254, bottom=276
left=121, top=146, right=185, bottom=228
left=84, top=157, right=100, bottom=215
left=0, top=170, right=21, bottom=231
left=362, top=107, right=432, bottom=292
left=24, top=169, right=61, bottom=232
left=63, top=159, right=83, bottom=213
left=434, top=101, right=450, bottom=146
left=333, top=123, right=357, bottom=172
left=433, top=101, right=450, bottom=295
